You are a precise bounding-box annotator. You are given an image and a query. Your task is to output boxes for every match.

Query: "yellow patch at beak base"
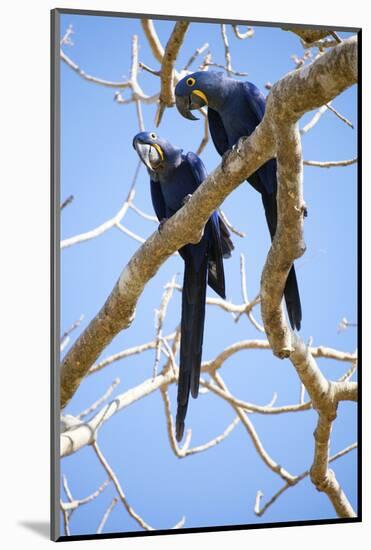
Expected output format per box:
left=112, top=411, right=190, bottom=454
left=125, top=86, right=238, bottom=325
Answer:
left=192, top=89, right=208, bottom=105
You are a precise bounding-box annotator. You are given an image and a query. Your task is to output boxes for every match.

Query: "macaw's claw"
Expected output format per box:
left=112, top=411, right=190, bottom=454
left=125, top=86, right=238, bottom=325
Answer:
left=182, top=194, right=192, bottom=206
left=158, top=218, right=168, bottom=233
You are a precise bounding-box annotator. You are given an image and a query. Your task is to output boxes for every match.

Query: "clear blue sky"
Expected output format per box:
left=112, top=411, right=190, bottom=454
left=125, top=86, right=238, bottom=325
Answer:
left=59, top=12, right=357, bottom=537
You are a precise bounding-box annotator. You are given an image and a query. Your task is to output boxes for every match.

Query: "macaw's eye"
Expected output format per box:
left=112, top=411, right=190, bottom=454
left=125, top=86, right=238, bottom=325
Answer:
left=150, top=132, right=157, bottom=140
left=186, top=77, right=196, bottom=87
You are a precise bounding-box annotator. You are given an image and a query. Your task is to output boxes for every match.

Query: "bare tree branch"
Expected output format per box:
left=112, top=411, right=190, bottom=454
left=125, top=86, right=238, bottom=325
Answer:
left=183, top=42, right=209, bottom=71
left=60, top=194, right=74, bottom=210
left=92, top=440, right=154, bottom=530
left=221, top=24, right=232, bottom=76
left=286, top=28, right=333, bottom=44
left=232, top=25, right=254, bottom=40
left=233, top=34, right=357, bottom=516
left=211, top=372, right=296, bottom=483
left=141, top=19, right=164, bottom=64
left=303, top=158, right=357, bottom=168
left=97, top=497, right=118, bottom=534
left=155, top=21, right=190, bottom=126
left=60, top=314, right=84, bottom=352
left=325, top=102, right=354, bottom=128
left=61, top=161, right=141, bottom=249
left=255, top=443, right=357, bottom=517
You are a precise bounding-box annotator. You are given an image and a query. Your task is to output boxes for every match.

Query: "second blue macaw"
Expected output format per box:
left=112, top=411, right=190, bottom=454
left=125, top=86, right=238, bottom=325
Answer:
left=175, top=71, right=302, bottom=330
left=133, top=131, right=233, bottom=441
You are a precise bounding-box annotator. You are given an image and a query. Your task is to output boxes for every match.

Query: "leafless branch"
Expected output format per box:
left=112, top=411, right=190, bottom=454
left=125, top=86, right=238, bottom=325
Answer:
left=218, top=209, right=246, bottom=238
left=60, top=48, right=132, bottom=89
left=141, top=19, right=164, bottom=63
left=257, top=39, right=357, bottom=515
left=60, top=24, right=74, bottom=46
left=286, top=28, right=333, bottom=44
left=61, top=479, right=109, bottom=512
left=196, top=115, right=210, bottom=155
left=183, top=42, right=209, bottom=71
left=60, top=195, right=74, bottom=210
left=97, top=497, right=118, bottom=534
left=221, top=24, right=232, bottom=76
left=153, top=275, right=178, bottom=378
left=88, top=332, right=177, bottom=375
left=211, top=372, right=296, bottom=483
left=61, top=314, right=84, bottom=352
left=202, top=61, right=249, bottom=77
left=338, top=317, right=358, bottom=333
left=303, top=158, right=357, bottom=168
left=232, top=25, right=254, bottom=40
left=77, top=378, right=120, bottom=419
left=92, top=440, right=154, bottom=530
left=155, top=21, right=189, bottom=126
left=255, top=443, right=357, bottom=517
left=325, top=102, right=354, bottom=128
left=61, top=161, right=141, bottom=249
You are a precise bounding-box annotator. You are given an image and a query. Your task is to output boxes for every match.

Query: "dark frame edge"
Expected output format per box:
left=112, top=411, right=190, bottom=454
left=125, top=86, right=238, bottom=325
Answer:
left=53, top=7, right=361, bottom=32
left=356, top=27, right=362, bottom=523
left=51, top=8, right=61, bottom=543
left=57, top=517, right=361, bottom=543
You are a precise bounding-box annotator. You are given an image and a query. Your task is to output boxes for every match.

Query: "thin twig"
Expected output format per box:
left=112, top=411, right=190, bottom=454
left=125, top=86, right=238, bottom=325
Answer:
left=303, top=158, right=357, bottom=168
left=221, top=24, right=232, bottom=76
left=60, top=195, right=74, bottom=210
left=61, top=161, right=141, bottom=249
left=92, top=440, right=154, bottom=530
left=325, top=103, right=354, bottom=128
left=61, top=315, right=84, bottom=352
left=153, top=275, right=178, bottom=378
left=97, top=497, right=118, bottom=534
left=183, top=43, right=209, bottom=71
left=255, top=443, right=357, bottom=517
left=232, top=25, right=254, bottom=40
left=77, top=378, right=120, bottom=419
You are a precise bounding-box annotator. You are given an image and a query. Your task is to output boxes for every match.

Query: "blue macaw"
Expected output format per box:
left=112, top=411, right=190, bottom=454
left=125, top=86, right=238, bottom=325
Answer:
left=133, top=131, right=234, bottom=441
left=175, top=71, right=302, bottom=330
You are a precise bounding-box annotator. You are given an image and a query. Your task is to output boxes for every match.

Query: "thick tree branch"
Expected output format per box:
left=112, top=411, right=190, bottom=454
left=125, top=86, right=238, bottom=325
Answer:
left=60, top=35, right=357, bottom=410
left=155, top=21, right=189, bottom=126
left=286, top=28, right=333, bottom=44
left=258, top=36, right=357, bottom=517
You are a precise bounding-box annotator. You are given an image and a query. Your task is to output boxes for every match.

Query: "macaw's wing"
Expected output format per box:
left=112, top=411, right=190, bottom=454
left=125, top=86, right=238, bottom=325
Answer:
left=176, top=253, right=208, bottom=441
left=240, top=82, right=279, bottom=197
left=185, top=151, right=208, bottom=184
left=185, top=152, right=232, bottom=299
left=208, top=81, right=265, bottom=156
left=241, top=81, right=266, bottom=122
left=207, top=107, right=230, bottom=156
left=150, top=179, right=166, bottom=221
left=206, top=211, right=235, bottom=299
left=183, top=153, right=233, bottom=298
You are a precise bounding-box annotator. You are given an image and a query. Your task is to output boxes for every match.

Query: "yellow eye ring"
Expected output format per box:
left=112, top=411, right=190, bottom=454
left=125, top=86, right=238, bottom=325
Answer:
left=150, top=132, right=157, bottom=140
left=186, top=77, right=196, bottom=87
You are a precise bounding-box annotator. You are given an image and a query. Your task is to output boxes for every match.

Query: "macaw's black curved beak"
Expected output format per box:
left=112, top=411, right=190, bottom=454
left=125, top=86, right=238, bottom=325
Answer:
left=175, top=94, right=200, bottom=121
left=133, top=140, right=161, bottom=171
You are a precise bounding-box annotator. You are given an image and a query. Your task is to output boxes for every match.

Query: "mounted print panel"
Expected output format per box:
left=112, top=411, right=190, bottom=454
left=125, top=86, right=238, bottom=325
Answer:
left=51, top=9, right=360, bottom=542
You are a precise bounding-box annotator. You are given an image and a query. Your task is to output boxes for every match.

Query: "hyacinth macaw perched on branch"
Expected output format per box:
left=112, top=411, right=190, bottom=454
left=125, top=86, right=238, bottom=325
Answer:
left=175, top=71, right=302, bottom=331
left=133, top=131, right=234, bottom=441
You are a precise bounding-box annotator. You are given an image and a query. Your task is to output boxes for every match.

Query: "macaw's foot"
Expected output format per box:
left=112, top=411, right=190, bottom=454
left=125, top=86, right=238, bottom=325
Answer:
left=158, top=218, right=168, bottom=233
left=182, top=194, right=192, bottom=206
